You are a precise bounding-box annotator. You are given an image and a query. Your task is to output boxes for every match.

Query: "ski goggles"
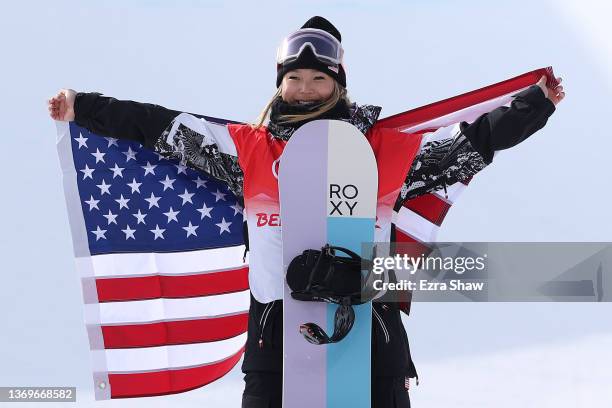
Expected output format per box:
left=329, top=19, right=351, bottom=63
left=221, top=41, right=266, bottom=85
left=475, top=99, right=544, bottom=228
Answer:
left=276, top=28, right=344, bottom=66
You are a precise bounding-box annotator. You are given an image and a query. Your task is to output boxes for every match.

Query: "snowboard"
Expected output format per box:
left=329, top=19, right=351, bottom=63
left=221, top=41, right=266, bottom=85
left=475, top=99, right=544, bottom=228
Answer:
left=279, top=120, right=378, bottom=408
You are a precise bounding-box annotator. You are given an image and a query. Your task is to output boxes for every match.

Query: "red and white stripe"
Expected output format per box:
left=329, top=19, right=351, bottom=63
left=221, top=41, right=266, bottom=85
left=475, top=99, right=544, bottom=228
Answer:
left=78, top=245, right=249, bottom=399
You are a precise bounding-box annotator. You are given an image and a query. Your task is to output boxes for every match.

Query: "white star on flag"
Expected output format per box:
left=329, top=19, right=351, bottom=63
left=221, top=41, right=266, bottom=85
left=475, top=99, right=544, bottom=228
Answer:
left=182, top=221, right=199, bottom=237
left=150, top=224, right=166, bottom=240
left=121, top=225, right=136, bottom=240
left=178, top=189, right=194, bottom=205
left=103, top=209, right=118, bottom=225
left=163, top=207, right=180, bottom=223
left=115, top=194, right=130, bottom=210
left=91, top=148, right=106, bottom=163
left=230, top=203, right=243, bottom=216
left=105, top=137, right=119, bottom=147
left=123, top=146, right=137, bottom=162
left=142, top=161, right=157, bottom=176
left=110, top=163, right=125, bottom=178
left=97, top=179, right=111, bottom=195
left=80, top=164, right=95, bottom=180
left=91, top=226, right=107, bottom=241
left=74, top=133, right=88, bottom=149
left=194, top=177, right=208, bottom=189
left=159, top=175, right=176, bottom=191
left=175, top=164, right=188, bottom=175
left=144, top=192, right=161, bottom=209
left=85, top=195, right=100, bottom=211
left=215, top=217, right=232, bottom=235
left=212, top=189, right=227, bottom=202
left=127, top=178, right=142, bottom=194
left=197, top=203, right=213, bottom=219
left=132, top=209, right=147, bottom=224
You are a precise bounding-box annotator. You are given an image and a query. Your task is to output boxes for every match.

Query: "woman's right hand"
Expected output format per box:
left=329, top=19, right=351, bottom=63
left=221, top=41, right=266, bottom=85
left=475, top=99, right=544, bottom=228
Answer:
left=48, top=89, right=77, bottom=121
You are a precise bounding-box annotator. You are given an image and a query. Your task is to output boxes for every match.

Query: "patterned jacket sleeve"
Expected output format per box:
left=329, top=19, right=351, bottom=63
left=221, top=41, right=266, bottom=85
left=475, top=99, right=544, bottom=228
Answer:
left=395, top=85, right=556, bottom=206
left=74, top=92, right=244, bottom=198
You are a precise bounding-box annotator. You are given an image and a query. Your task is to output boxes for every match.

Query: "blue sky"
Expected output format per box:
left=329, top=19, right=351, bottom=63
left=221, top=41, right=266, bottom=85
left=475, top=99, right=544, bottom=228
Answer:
left=1, top=0, right=611, bottom=406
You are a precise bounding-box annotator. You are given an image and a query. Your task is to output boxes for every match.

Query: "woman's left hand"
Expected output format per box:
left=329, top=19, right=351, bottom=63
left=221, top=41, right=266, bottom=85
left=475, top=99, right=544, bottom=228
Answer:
left=536, top=75, right=565, bottom=106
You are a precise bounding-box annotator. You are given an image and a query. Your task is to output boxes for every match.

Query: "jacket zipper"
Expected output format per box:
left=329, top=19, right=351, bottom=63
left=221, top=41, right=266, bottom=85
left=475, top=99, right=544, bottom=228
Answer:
left=372, top=307, right=390, bottom=344
left=258, top=301, right=276, bottom=348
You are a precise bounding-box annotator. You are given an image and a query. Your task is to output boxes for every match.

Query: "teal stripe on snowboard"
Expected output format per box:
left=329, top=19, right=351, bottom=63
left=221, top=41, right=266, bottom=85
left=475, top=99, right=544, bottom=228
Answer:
left=326, top=218, right=375, bottom=408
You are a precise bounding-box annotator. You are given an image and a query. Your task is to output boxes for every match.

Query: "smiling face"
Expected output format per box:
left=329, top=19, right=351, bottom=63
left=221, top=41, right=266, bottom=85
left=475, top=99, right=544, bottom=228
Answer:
left=281, top=69, right=335, bottom=105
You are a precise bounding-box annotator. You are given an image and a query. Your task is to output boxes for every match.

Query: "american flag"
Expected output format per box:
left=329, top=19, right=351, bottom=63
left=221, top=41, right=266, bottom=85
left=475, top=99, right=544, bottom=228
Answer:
left=57, top=121, right=249, bottom=400
left=56, top=67, right=555, bottom=400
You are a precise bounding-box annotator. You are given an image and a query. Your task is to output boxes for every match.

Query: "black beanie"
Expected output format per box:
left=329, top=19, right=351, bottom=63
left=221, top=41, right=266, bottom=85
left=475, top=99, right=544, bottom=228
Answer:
left=276, top=16, right=347, bottom=88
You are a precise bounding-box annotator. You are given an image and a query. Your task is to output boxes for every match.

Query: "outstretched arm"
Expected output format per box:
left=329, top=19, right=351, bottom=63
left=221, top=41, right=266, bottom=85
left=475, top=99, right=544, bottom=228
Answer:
left=74, top=92, right=180, bottom=149
left=48, top=89, right=245, bottom=198
left=396, top=76, right=564, bottom=205
left=48, top=89, right=179, bottom=149
left=460, top=76, right=563, bottom=163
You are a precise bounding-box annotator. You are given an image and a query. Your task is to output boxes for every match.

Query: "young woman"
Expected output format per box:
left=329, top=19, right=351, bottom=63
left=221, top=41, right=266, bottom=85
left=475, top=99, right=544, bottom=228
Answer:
left=48, top=16, right=564, bottom=408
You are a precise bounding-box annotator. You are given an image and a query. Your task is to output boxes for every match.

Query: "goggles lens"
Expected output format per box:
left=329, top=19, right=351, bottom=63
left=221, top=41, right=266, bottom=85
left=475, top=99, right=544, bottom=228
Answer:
left=277, top=29, right=343, bottom=66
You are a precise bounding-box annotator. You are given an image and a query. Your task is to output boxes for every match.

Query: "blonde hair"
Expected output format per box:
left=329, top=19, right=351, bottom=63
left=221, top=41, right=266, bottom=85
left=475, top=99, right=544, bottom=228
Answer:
left=253, top=81, right=350, bottom=128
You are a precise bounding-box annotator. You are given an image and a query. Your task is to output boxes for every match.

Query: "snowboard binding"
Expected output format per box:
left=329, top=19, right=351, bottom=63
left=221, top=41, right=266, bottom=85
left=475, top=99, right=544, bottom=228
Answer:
left=286, top=244, right=375, bottom=345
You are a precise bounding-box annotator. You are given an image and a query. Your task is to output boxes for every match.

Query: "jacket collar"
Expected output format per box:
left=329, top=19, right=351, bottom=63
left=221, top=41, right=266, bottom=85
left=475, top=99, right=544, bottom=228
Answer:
left=267, top=102, right=382, bottom=140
